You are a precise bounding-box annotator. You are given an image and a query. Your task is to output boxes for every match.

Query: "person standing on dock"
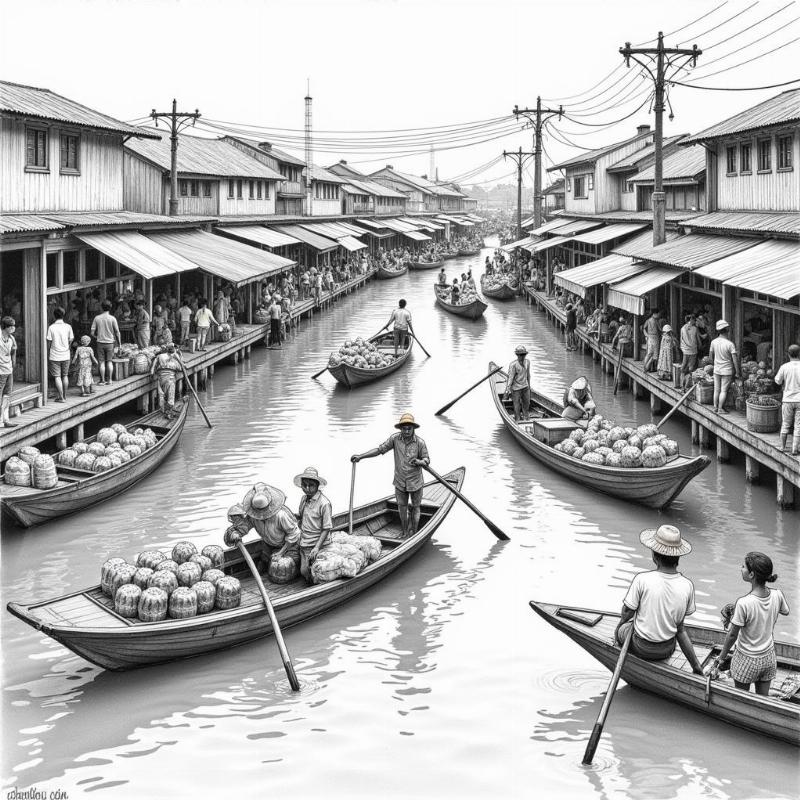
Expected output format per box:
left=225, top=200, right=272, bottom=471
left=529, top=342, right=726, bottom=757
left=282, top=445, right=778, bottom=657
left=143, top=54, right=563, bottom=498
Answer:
left=134, top=301, right=151, bottom=350
left=679, top=315, right=701, bottom=387
left=709, top=320, right=740, bottom=414
left=294, top=467, right=333, bottom=582
left=503, top=346, right=531, bottom=421
left=564, top=304, right=577, bottom=351
left=267, top=294, right=283, bottom=348
left=642, top=309, right=661, bottom=373
left=90, top=300, right=121, bottom=385
left=350, top=413, right=430, bottom=539
left=46, top=307, right=74, bottom=403
left=774, top=344, right=800, bottom=456
left=0, top=316, right=17, bottom=428
left=380, top=299, right=415, bottom=357
left=194, top=299, right=219, bottom=352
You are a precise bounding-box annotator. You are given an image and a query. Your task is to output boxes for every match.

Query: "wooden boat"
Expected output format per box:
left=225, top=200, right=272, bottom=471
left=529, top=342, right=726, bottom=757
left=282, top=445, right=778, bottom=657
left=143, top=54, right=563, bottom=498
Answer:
left=1, top=403, right=188, bottom=528
left=442, top=250, right=459, bottom=260
left=409, top=259, right=443, bottom=270
left=480, top=275, right=518, bottom=300
left=376, top=262, right=409, bottom=279
left=487, top=363, right=710, bottom=509
left=326, top=330, right=413, bottom=389
left=6, top=468, right=465, bottom=671
left=434, top=284, right=487, bottom=320
left=458, top=248, right=480, bottom=257
left=530, top=601, right=800, bottom=746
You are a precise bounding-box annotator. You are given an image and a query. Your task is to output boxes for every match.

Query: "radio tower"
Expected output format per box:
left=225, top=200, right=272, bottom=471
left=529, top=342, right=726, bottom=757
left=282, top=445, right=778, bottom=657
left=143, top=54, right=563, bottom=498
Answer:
left=304, top=81, right=313, bottom=217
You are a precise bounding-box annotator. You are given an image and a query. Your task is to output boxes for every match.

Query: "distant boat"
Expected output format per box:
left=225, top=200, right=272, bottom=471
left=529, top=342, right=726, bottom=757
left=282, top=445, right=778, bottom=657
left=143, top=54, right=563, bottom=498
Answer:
left=481, top=275, right=517, bottom=300
left=434, top=284, right=487, bottom=320
left=326, top=331, right=413, bottom=389
left=376, top=263, right=409, bottom=279
left=409, top=259, right=443, bottom=270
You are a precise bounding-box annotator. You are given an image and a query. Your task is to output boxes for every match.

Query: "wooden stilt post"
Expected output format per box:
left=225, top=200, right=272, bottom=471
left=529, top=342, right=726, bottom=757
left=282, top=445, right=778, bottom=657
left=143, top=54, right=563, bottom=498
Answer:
left=745, top=455, right=760, bottom=483
left=56, top=431, right=67, bottom=451
left=650, top=393, right=662, bottom=415
left=698, top=424, right=710, bottom=448
left=716, top=438, right=730, bottom=462
left=75, top=423, right=84, bottom=442
left=776, top=476, right=795, bottom=509
left=691, top=420, right=699, bottom=444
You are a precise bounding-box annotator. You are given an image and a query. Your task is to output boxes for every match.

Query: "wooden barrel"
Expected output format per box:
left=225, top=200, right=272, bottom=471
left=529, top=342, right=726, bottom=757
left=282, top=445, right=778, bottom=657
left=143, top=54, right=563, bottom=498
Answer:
left=745, top=399, right=781, bottom=433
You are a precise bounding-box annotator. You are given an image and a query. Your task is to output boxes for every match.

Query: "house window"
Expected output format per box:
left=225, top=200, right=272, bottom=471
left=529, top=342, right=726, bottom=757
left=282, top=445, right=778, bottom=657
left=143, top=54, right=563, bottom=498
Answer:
left=249, top=179, right=255, bottom=199
left=726, top=146, right=737, bottom=175
left=264, top=181, right=270, bottom=199
left=179, top=179, right=188, bottom=197
left=236, top=179, right=243, bottom=199
left=46, top=253, right=59, bottom=289
left=202, top=180, right=212, bottom=197
left=566, top=178, right=571, bottom=191
left=26, top=127, right=48, bottom=170
left=59, top=133, right=79, bottom=173
left=740, top=142, right=752, bottom=174
left=757, top=138, right=771, bottom=172
left=587, top=174, right=594, bottom=191
left=573, top=176, right=586, bottom=198
left=228, top=179, right=234, bottom=199
left=62, top=251, right=80, bottom=285
left=85, top=249, right=101, bottom=281
left=257, top=181, right=262, bottom=199
left=778, top=135, right=793, bottom=170
left=190, top=180, right=199, bottom=197
left=622, top=180, right=633, bottom=194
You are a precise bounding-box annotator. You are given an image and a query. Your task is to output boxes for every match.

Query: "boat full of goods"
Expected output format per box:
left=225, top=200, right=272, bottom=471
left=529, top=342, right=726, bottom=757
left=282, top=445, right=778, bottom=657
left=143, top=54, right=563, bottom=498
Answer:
left=326, top=332, right=412, bottom=388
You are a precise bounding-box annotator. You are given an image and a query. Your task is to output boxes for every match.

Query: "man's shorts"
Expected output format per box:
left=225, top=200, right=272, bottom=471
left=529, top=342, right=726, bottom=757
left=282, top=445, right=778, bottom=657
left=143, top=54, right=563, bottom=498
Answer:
left=395, top=487, right=423, bottom=508
left=48, top=359, right=69, bottom=378
left=0, top=372, right=13, bottom=397
left=96, top=342, right=115, bottom=363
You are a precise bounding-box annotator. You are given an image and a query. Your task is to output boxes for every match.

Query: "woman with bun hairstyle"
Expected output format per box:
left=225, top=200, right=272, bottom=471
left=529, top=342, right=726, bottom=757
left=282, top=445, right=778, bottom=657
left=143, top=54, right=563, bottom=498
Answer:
left=712, top=552, right=790, bottom=695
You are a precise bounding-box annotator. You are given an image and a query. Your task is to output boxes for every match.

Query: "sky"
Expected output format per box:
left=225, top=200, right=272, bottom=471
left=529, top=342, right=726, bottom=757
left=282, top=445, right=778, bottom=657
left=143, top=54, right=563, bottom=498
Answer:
left=1, top=0, right=798, bottom=187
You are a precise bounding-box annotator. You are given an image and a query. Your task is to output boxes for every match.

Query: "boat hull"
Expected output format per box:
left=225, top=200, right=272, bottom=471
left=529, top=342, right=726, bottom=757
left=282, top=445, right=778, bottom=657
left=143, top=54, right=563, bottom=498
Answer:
left=1, top=404, right=188, bottom=528
left=410, top=259, right=443, bottom=270
left=488, top=363, right=709, bottom=509
left=434, top=286, right=487, bottom=320
left=327, top=331, right=412, bottom=388
left=376, top=264, right=409, bottom=279
left=458, top=249, right=480, bottom=257
left=481, top=281, right=517, bottom=300
left=7, top=469, right=465, bottom=671
left=530, top=602, right=800, bottom=746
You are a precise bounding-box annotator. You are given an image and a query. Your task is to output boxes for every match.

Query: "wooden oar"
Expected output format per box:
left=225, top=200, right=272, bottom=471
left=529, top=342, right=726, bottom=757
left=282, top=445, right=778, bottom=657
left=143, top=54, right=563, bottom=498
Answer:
left=656, top=382, right=696, bottom=430
left=422, top=464, right=509, bottom=541
left=435, top=365, right=503, bottom=415
left=612, top=348, right=624, bottom=395
left=582, top=623, right=633, bottom=765
left=236, top=542, right=300, bottom=691
left=177, top=355, right=213, bottom=429
left=348, top=461, right=356, bottom=535
left=410, top=332, right=432, bottom=358
left=311, top=361, right=331, bottom=381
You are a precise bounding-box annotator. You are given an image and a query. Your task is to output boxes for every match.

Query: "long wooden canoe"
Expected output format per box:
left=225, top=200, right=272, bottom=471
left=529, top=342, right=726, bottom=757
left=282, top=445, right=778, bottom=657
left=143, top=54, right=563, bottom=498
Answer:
left=458, top=248, right=480, bottom=257
left=481, top=276, right=518, bottom=300
left=7, top=468, right=465, bottom=671
left=488, top=363, right=709, bottom=509
left=410, top=259, right=443, bottom=270
left=327, top=330, right=413, bottom=389
left=434, top=284, right=487, bottom=320
left=1, top=403, right=188, bottom=528
left=530, top=601, right=800, bottom=746
left=376, top=263, right=409, bottom=279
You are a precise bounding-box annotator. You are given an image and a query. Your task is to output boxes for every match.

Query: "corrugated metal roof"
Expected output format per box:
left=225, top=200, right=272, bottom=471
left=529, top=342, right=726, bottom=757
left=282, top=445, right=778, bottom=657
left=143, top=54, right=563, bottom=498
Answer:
left=417, top=218, right=445, bottom=230
left=225, top=137, right=306, bottom=167
left=125, top=132, right=285, bottom=179
left=632, top=145, right=706, bottom=183
left=339, top=236, right=368, bottom=252
left=606, top=266, right=684, bottom=316
left=356, top=218, right=389, bottom=230
left=341, top=183, right=369, bottom=196
left=555, top=254, right=645, bottom=298
left=275, top=225, right=338, bottom=252
left=404, top=230, right=431, bottom=242
left=41, top=211, right=216, bottom=228
left=606, top=135, right=687, bottom=172
left=683, top=211, right=800, bottom=237
left=570, top=222, right=648, bottom=245
left=346, top=178, right=406, bottom=198
left=76, top=231, right=199, bottom=280
left=336, top=221, right=371, bottom=235
left=694, top=240, right=800, bottom=300
left=0, top=214, right=66, bottom=234
left=549, top=128, right=653, bottom=171
left=613, top=233, right=758, bottom=270
left=300, top=221, right=362, bottom=240
left=0, top=80, right=159, bottom=138
left=524, top=235, right=571, bottom=253
left=379, top=218, right=417, bottom=233
left=217, top=225, right=300, bottom=248
left=682, top=88, right=800, bottom=145
left=543, top=179, right=565, bottom=196
left=306, top=165, right=346, bottom=184
left=525, top=218, right=569, bottom=235
left=370, top=168, right=463, bottom=197
left=149, top=229, right=294, bottom=285
left=550, top=219, right=603, bottom=236
left=502, top=235, right=537, bottom=252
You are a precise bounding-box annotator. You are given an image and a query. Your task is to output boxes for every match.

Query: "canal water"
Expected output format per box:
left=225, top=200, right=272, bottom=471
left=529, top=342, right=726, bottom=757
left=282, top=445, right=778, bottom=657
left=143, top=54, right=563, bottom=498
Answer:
left=2, top=245, right=798, bottom=800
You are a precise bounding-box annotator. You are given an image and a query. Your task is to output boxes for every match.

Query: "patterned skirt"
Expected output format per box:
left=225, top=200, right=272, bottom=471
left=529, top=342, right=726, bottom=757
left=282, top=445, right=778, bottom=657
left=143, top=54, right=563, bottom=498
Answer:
left=730, top=646, right=777, bottom=683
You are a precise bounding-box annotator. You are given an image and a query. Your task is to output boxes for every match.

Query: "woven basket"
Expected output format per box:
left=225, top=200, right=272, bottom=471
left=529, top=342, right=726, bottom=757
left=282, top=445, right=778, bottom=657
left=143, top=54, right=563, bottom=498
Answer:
left=695, top=382, right=714, bottom=405
left=746, top=400, right=780, bottom=433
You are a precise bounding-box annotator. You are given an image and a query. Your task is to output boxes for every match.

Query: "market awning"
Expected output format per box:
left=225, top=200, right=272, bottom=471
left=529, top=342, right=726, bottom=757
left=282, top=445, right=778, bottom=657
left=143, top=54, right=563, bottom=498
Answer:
left=419, top=218, right=445, bottom=230
left=216, top=225, right=300, bottom=249
left=502, top=235, right=537, bottom=252
left=275, top=225, right=338, bottom=253
left=524, top=218, right=570, bottom=235
left=379, top=218, right=416, bottom=233
left=523, top=235, right=570, bottom=253
left=353, top=225, right=393, bottom=239
left=76, top=230, right=198, bottom=280
left=549, top=219, right=603, bottom=236
left=606, top=266, right=683, bottom=316
left=465, top=214, right=484, bottom=222
left=612, top=233, right=759, bottom=270
left=694, top=240, right=800, bottom=300
left=335, top=221, right=371, bottom=236
left=554, top=254, right=647, bottom=298
left=338, top=236, right=368, bottom=252
left=356, top=218, right=389, bottom=230
left=147, top=229, right=295, bottom=287
left=447, top=217, right=474, bottom=227
left=301, top=221, right=361, bottom=239
left=403, top=230, right=432, bottom=242
left=570, top=222, right=648, bottom=246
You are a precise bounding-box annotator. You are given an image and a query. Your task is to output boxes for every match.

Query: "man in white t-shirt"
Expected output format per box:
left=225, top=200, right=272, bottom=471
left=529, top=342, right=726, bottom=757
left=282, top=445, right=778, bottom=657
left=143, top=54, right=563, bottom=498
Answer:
left=381, top=299, right=415, bottom=357
left=709, top=319, right=740, bottom=414
left=774, top=344, right=800, bottom=456
left=46, top=306, right=74, bottom=402
left=615, top=524, right=704, bottom=673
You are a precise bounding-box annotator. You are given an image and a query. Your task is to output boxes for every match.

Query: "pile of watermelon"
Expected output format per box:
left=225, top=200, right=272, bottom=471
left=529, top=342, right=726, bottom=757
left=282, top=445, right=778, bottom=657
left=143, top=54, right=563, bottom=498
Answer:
left=57, top=423, right=158, bottom=472
left=329, top=336, right=396, bottom=370
left=741, top=359, right=780, bottom=398
left=553, top=416, right=679, bottom=468
left=101, top=540, right=238, bottom=622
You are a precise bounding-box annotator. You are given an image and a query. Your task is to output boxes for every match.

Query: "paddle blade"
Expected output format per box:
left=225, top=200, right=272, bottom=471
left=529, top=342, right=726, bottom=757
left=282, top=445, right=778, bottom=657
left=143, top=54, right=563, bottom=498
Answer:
left=486, top=520, right=510, bottom=541
left=285, top=659, right=301, bottom=691
left=582, top=723, right=604, bottom=765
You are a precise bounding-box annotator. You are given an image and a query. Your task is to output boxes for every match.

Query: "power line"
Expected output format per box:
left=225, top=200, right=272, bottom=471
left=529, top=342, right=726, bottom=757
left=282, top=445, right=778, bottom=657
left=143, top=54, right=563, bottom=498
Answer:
left=561, top=92, right=655, bottom=128
left=675, top=1, right=759, bottom=46
left=670, top=76, right=800, bottom=90
left=703, top=2, right=795, bottom=50
left=683, top=34, right=800, bottom=80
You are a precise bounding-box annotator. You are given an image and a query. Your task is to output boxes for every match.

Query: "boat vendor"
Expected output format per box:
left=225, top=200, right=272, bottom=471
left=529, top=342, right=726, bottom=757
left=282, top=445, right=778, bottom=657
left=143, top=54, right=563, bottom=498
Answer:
left=450, top=278, right=461, bottom=304
left=614, top=524, right=704, bottom=674
left=380, top=298, right=415, bottom=357
left=561, top=376, right=596, bottom=421
left=438, top=267, right=448, bottom=286
left=294, top=466, right=333, bottom=582
left=149, top=342, right=183, bottom=418
left=351, top=412, right=430, bottom=539
left=223, top=484, right=301, bottom=571
left=503, top=345, right=531, bottom=422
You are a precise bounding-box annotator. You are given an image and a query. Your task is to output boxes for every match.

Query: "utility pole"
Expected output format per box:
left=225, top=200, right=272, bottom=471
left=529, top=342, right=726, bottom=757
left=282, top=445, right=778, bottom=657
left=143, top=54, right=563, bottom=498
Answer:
left=620, top=33, right=700, bottom=245
left=502, top=147, right=534, bottom=238
left=513, top=98, right=562, bottom=229
left=151, top=100, right=201, bottom=216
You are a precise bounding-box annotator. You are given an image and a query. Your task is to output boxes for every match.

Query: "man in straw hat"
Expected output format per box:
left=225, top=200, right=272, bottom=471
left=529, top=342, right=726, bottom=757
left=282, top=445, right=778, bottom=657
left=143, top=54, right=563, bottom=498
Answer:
left=294, top=466, right=333, bottom=582
left=561, top=376, right=596, bottom=421
left=223, top=484, right=301, bottom=573
left=503, top=345, right=531, bottom=422
left=351, top=413, right=430, bottom=539
left=614, top=524, right=704, bottom=673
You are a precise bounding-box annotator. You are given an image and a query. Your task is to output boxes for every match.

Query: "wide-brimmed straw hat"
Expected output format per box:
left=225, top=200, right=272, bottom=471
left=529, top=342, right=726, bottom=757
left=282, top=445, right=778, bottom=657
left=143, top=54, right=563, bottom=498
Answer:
left=293, top=466, right=327, bottom=488
left=571, top=376, right=587, bottom=390
left=242, top=483, right=286, bottom=520
left=716, top=319, right=729, bottom=331
left=515, top=345, right=528, bottom=355
left=395, top=412, right=420, bottom=429
left=227, top=503, right=247, bottom=519
left=662, top=324, right=673, bottom=333
left=639, top=524, right=692, bottom=556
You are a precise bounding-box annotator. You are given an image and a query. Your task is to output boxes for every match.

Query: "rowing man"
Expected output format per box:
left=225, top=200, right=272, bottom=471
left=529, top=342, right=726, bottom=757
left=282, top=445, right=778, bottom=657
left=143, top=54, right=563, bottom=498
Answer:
left=351, top=412, right=430, bottom=539
left=380, top=299, right=415, bottom=357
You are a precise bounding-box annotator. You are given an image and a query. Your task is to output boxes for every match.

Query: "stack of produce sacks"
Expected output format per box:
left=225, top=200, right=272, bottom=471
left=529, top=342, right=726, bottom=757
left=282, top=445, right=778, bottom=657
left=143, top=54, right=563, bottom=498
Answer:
left=4, top=456, right=32, bottom=487
left=32, top=454, right=57, bottom=489
left=552, top=417, right=679, bottom=468
left=100, top=541, right=233, bottom=621
left=310, top=532, right=382, bottom=584
left=328, top=337, right=397, bottom=370
left=57, top=423, right=157, bottom=472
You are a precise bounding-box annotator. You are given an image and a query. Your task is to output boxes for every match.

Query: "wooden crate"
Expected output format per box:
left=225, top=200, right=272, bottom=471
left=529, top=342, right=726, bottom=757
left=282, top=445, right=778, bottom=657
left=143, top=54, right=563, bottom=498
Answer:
left=531, top=418, right=580, bottom=446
